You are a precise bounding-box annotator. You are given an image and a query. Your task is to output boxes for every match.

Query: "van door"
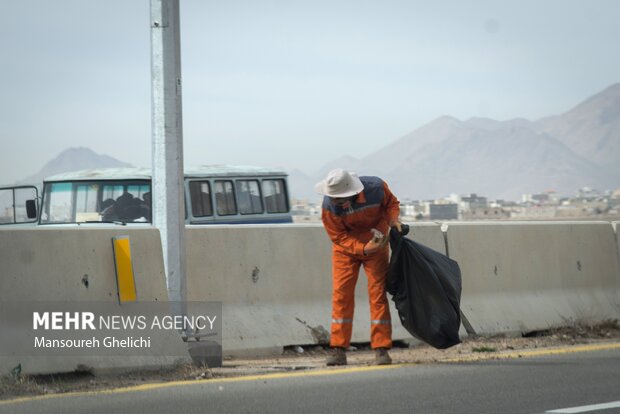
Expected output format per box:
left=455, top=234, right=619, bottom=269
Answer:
left=0, top=186, right=39, bottom=225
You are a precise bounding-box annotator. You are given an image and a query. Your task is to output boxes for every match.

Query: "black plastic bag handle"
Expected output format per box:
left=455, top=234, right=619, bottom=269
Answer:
left=390, top=223, right=410, bottom=240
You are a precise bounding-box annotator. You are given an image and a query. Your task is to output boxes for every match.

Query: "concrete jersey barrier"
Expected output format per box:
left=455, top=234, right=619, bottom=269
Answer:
left=0, top=227, right=189, bottom=375
left=5, top=221, right=618, bottom=368
left=446, top=221, right=620, bottom=335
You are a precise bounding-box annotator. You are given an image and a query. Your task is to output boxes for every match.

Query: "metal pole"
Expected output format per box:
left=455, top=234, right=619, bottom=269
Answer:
left=150, top=0, right=186, bottom=305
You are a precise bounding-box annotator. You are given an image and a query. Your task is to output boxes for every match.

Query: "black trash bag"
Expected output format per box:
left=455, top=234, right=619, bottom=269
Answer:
left=387, top=224, right=462, bottom=349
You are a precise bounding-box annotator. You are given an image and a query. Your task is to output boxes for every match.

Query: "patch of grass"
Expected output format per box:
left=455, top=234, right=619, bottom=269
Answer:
left=598, top=319, right=619, bottom=330
left=0, top=374, right=44, bottom=400
left=471, top=346, right=497, bottom=353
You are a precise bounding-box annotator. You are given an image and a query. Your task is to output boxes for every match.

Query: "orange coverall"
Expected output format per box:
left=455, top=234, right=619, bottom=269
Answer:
left=321, top=176, right=400, bottom=349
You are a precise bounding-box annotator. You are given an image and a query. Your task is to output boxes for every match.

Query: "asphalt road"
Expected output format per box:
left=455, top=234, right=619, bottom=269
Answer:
left=2, top=347, right=620, bottom=414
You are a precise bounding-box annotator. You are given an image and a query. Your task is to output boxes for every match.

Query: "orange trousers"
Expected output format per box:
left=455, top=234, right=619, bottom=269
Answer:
left=330, top=246, right=392, bottom=349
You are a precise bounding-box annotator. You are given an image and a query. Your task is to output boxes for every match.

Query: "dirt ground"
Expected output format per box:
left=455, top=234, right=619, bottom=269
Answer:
left=1, top=321, right=619, bottom=401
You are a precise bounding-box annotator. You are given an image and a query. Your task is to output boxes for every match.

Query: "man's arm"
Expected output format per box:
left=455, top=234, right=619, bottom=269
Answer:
left=321, top=209, right=366, bottom=256
left=382, top=181, right=402, bottom=231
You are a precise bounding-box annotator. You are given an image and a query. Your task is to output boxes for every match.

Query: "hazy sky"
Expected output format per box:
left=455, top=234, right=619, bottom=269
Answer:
left=1, top=0, right=619, bottom=184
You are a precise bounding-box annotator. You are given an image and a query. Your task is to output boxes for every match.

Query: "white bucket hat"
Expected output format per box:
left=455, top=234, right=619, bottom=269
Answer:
left=314, top=168, right=364, bottom=198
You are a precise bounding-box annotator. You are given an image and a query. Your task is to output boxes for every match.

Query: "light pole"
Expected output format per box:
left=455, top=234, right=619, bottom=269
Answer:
left=150, top=0, right=186, bottom=305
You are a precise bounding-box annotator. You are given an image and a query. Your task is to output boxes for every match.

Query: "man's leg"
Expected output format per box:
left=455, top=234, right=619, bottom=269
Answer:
left=363, top=246, right=392, bottom=350
left=330, top=250, right=361, bottom=349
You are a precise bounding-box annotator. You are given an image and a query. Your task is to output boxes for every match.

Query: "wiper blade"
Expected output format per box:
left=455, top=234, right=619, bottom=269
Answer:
left=82, top=220, right=127, bottom=226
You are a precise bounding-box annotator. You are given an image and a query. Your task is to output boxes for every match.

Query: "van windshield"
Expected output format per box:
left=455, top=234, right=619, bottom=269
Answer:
left=40, top=180, right=151, bottom=224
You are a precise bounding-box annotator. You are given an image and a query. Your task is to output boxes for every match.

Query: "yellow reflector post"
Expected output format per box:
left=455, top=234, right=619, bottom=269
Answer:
left=112, top=236, right=137, bottom=303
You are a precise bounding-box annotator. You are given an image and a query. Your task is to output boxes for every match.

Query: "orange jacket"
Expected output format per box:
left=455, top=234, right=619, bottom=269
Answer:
left=321, top=176, right=400, bottom=256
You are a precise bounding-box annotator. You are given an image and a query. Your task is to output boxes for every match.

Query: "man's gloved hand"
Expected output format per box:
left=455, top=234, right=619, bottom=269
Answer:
left=389, top=221, right=410, bottom=238
left=364, top=229, right=388, bottom=255
left=363, top=235, right=387, bottom=255
left=389, top=220, right=403, bottom=234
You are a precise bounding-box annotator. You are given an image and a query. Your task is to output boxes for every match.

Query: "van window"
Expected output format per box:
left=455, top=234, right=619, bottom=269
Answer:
left=102, top=184, right=124, bottom=202
left=41, top=181, right=151, bottom=224
left=236, top=180, right=263, bottom=214
left=214, top=180, right=237, bottom=215
left=190, top=181, right=213, bottom=217
left=0, top=187, right=39, bottom=224
left=41, top=182, right=73, bottom=223
left=262, top=179, right=288, bottom=213
left=76, top=184, right=100, bottom=222
left=0, top=189, right=14, bottom=224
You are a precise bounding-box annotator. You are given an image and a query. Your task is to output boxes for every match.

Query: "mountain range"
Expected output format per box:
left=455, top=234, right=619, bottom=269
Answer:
left=291, top=83, right=620, bottom=201
left=19, top=147, right=132, bottom=185
left=16, top=84, right=620, bottom=202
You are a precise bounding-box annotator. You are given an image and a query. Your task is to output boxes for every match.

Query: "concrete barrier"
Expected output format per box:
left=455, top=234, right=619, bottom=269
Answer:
left=6, top=220, right=618, bottom=367
left=185, top=223, right=445, bottom=356
left=446, top=222, right=620, bottom=335
left=0, top=227, right=189, bottom=375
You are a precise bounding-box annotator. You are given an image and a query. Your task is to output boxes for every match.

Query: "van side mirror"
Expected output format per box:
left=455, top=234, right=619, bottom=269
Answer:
left=26, top=199, right=37, bottom=219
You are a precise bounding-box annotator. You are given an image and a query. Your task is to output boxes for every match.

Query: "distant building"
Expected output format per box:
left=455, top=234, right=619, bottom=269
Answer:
left=460, top=193, right=488, bottom=210
left=429, top=203, right=458, bottom=220
left=577, top=187, right=602, bottom=200
left=522, top=190, right=560, bottom=205
left=400, top=201, right=425, bottom=218
left=447, top=193, right=461, bottom=204
left=290, top=199, right=322, bottom=223
left=462, top=207, right=510, bottom=220
left=561, top=198, right=610, bottom=215
left=511, top=205, right=556, bottom=219
left=492, top=199, right=518, bottom=208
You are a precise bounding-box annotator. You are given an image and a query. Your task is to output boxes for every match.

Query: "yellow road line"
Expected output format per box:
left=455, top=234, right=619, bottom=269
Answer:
left=441, top=342, right=620, bottom=363
left=0, top=364, right=401, bottom=406
left=2, top=342, right=619, bottom=407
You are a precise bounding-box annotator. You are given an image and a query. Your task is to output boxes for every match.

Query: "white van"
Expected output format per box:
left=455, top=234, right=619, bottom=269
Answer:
left=38, top=165, right=292, bottom=225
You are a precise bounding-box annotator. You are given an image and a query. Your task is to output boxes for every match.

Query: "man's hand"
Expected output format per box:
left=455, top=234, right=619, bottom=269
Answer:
left=389, top=220, right=403, bottom=233
left=364, top=233, right=388, bottom=255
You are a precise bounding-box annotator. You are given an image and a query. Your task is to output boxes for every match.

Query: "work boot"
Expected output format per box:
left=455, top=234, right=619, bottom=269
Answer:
left=375, top=348, right=392, bottom=365
left=326, top=347, right=347, bottom=366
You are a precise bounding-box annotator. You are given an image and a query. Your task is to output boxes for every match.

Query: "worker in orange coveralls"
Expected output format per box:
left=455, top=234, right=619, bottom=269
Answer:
left=315, top=168, right=402, bottom=366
